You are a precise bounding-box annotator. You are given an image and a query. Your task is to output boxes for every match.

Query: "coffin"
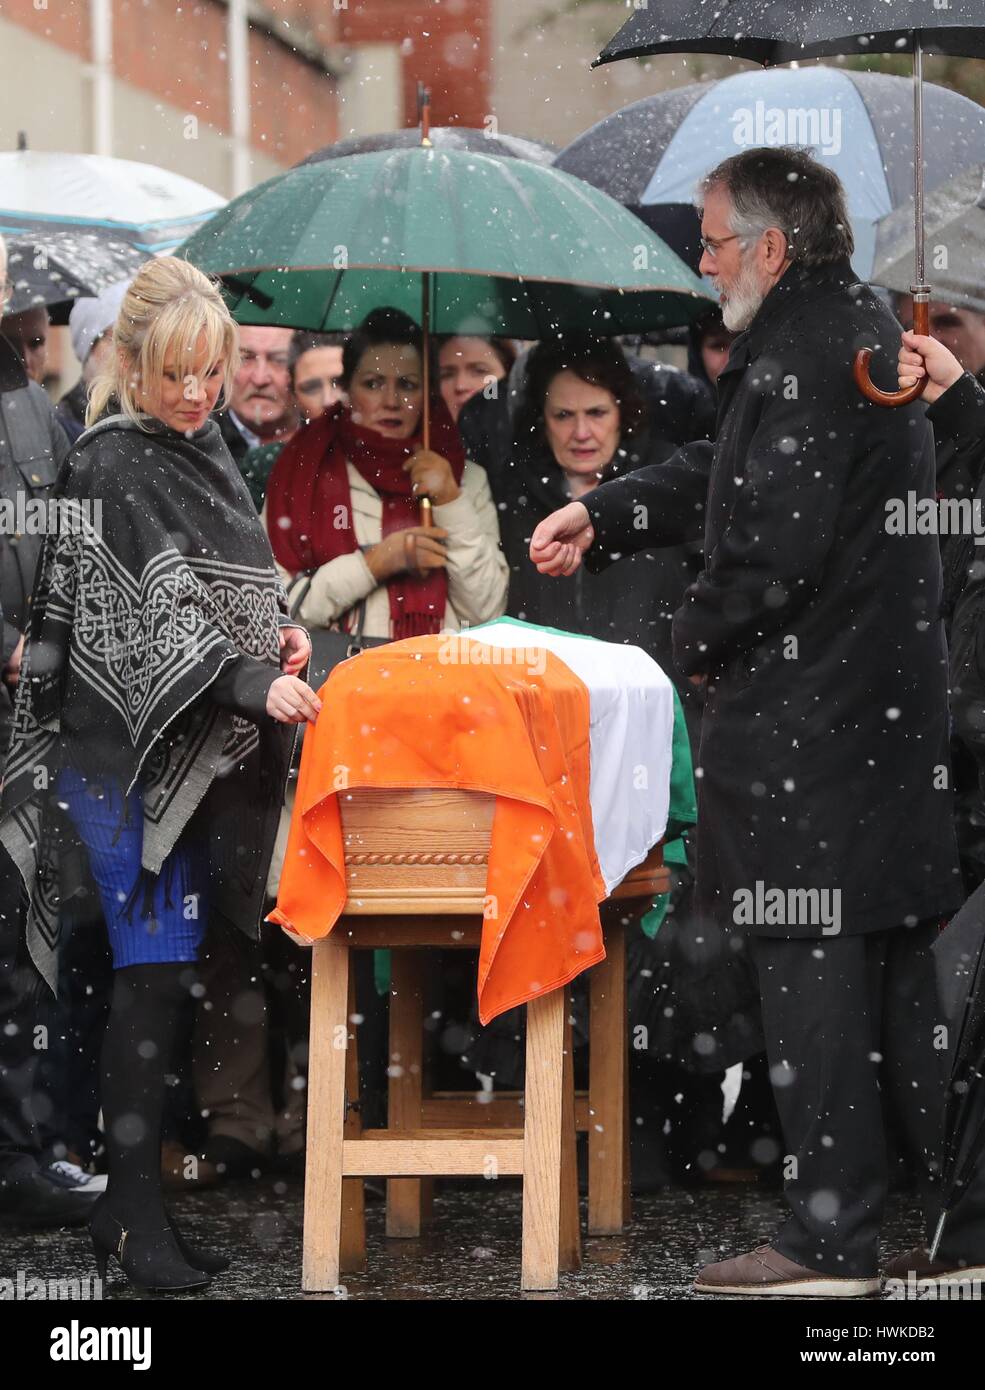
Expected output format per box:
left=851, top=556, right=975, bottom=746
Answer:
left=337, top=787, right=668, bottom=916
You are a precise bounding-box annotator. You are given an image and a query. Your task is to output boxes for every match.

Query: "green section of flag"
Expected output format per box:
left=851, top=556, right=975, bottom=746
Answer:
left=641, top=685, right=694, bottom=939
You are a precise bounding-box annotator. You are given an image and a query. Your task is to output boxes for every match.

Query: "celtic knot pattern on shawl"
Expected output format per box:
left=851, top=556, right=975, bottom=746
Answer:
left=45, top=514, right=284, bottom=746
left=0, top=418, right=295, bottom=996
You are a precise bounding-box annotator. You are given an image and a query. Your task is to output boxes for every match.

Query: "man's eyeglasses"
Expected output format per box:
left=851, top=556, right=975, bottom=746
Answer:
left=698, top=234, right=742, bottom=260
left=699, top=229, right=794, bottom=261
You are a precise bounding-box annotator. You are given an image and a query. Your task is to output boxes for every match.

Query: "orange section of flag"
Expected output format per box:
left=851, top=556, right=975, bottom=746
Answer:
left=267, top=635, right=606, bottom=1023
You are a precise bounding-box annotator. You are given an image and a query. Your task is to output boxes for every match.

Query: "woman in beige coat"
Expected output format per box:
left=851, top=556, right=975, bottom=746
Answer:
left=263, top=307, right=508, bottom=891
left=264, top=307, right=507, bottom=642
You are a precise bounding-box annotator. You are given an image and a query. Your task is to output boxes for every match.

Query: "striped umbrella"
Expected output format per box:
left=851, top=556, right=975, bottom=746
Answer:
left=556, top=68, right=985, bottom=280
left=0, top=151, right=225, bottom=256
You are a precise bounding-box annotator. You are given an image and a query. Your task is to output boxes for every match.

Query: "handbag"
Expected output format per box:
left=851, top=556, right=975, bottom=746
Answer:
left=288, top=571, right=391, bottom=697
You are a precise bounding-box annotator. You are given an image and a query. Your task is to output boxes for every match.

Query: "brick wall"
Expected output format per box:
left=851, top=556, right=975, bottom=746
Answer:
left=2, top=0, right=342, bottom=164
left=338, top=0, right=494, bottom=129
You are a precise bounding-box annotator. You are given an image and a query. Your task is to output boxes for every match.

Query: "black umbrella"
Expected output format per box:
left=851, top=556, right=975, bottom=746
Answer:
left=300, top=79, right=554, bottom=179
left=594, top=3, right=985, bottom=407
left=595, top=4, right=985, bottom=66
left=932, top=885, right=985, bottom=1259
left=3, top=231, right=145, bottom=323
left=298, top=126, right=556, bottom=170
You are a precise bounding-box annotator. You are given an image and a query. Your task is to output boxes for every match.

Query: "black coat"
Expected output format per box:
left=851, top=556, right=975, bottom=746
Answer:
left=928, top=374, right=985, bottom=879
left=54, top=378, right=89, bottom=446
left=216, top=409, right=251, bottom=466
left=933, top=367, right=985, bottom=514
left=0, top=337, right=70, bottom=748
left=584, top=258, right=961, bottom=939
left=913, top=372, right=985, bottom=892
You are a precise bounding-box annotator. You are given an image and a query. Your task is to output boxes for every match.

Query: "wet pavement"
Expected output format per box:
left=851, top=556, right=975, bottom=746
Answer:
left=2, top=1178, right=927, bottom=1301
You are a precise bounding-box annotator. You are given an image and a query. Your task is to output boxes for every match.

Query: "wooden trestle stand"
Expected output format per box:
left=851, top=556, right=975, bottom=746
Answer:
left=301, top=787, right=668, bottom=1292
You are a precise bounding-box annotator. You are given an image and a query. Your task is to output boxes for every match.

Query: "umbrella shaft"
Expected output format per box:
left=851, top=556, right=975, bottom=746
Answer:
left=421, top=269, right=431, bottom=454
left=929, top=1208, right=946, bottom=1262
left=914, top=34, right=926, bottom=289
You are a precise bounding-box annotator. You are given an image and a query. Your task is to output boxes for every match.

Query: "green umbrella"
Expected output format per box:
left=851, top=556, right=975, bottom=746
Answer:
left=180, top=146, right=713, bottom=339
left=181, top=142, right=712, bottom=464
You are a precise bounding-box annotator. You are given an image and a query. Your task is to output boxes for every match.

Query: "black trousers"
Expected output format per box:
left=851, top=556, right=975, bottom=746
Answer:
left=0, top=850, right=43, bottom=1181
left=752, top=920, right=985, bottom=1276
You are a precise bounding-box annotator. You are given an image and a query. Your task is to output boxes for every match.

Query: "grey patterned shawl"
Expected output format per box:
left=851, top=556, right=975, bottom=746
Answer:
left=0, top=414, right=293, bottom=992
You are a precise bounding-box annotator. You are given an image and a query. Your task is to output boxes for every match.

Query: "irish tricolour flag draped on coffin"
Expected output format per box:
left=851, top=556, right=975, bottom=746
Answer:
left=269, top=617, right=694, bottom=1024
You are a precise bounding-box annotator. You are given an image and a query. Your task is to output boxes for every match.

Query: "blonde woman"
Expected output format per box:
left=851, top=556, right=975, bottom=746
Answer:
left=0, top=257, right=317, bottom=1292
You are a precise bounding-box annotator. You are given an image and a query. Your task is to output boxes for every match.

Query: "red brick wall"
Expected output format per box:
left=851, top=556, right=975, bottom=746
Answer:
left=2, top=0, right=90, bottom=58
left=338, top=0, right=493, bottom=129
left=247, top=27, right=341, bottom=165
left=3, top=0, right=340, bottom=164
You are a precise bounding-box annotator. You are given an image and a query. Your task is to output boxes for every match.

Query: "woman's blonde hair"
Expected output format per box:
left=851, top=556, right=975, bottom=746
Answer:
left=87, top=256, right=239, bottom=427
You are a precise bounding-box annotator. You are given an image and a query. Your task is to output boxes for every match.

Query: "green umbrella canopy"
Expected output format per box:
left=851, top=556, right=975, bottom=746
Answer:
left=179, top=146, right=715, bottom=336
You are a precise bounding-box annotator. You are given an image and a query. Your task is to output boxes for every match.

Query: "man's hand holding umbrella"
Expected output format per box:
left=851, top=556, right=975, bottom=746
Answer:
left=898, top=331, right=964, bottom=404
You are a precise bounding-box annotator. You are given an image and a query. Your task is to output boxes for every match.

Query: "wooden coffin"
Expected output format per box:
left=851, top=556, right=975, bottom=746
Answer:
left=337, top=788, right=668, bottom=917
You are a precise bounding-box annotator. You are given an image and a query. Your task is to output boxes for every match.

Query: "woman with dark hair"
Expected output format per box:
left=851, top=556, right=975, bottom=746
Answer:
left=687, top=306, right=737, bottom=393
left=438, top=334, right=517, bottom=423
left=265, top=307, right=507, bottom=645
left=500, top=334, right=704, bottom=734
left=289, top=330, right=346, bottom=423
left=262, top=307, right=508, bottom=887
left=483, top=338, right=783, bottom=1188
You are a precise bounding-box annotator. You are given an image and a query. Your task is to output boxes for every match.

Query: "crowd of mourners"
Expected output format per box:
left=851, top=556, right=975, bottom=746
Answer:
left=3, top=145, right=985, bottom=1293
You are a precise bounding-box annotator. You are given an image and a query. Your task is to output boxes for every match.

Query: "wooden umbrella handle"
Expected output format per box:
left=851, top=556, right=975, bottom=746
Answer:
left=853, top=291, right=930, bottom=407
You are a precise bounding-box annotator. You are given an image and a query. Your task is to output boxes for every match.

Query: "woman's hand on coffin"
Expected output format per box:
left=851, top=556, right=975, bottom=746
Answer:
left=278, top=625, right=311, bottom=676
left=266, top=674, right=322, bottom=724
left=529, top=502, right=594, bottom=577
left=365, top=526, right=449, bottom=582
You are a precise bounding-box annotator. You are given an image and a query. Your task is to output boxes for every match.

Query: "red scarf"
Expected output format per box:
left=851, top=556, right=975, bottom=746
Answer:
left=266, top=400, right=466, bottom=639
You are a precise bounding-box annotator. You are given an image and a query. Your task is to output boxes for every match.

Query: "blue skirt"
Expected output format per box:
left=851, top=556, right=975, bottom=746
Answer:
left=56, top=767, right=208, bottom=969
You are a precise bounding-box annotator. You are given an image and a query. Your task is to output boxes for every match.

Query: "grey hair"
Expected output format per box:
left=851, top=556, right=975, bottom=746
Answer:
left=695, top=145, right=854, bottom=268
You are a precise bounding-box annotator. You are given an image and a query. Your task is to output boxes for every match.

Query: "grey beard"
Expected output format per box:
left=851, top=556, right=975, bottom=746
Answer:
left=719, top=261, right=769, bottom=333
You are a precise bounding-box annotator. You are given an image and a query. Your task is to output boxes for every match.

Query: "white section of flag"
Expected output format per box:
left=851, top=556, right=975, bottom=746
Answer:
left=465, top=618, right=675, bottom=894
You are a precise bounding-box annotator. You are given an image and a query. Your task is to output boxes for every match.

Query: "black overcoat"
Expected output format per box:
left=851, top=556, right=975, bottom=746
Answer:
left=584, top=258, right=961, bottom=938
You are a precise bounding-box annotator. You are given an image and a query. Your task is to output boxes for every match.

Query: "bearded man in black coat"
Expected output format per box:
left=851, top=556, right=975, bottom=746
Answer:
left=530, top=146, right=977, bottom=1295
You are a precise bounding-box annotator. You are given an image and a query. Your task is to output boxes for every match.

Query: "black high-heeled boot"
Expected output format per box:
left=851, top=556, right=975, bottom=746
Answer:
left=167, top=1213, right=230, bottom=1274
left=94, top=963, right=218, bottom=1293
left=90, top=1195, right=209, bottom=1292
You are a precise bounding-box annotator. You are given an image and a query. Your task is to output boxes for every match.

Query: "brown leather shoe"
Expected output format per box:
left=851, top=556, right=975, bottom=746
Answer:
left=694, top=1244, right=880, bottom=1297
left=883, top=1246, right=985, bottom=1283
